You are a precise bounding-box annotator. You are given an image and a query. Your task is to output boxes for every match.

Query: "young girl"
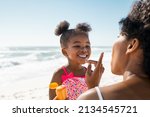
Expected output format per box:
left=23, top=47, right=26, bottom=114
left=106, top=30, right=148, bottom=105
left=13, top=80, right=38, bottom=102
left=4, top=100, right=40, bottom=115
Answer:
left=49, top=21, right=92, bottom=100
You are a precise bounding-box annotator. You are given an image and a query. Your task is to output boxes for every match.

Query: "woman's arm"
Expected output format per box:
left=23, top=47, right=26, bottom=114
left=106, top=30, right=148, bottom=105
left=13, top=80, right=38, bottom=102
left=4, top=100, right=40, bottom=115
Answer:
left=78, top=87, right=99, bottom=100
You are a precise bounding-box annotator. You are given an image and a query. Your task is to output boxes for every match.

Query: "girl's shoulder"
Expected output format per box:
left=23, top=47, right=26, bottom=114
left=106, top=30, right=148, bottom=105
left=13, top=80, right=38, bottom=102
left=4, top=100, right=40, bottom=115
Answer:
left=51, top=67, right=65, bottom=85
left=53, top=67, right=64, bottom=76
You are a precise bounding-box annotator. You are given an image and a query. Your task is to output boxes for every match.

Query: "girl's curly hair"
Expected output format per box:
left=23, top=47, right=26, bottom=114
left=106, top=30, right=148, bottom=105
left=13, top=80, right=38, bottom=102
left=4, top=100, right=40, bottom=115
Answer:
left=55, top=20, right=92, bottom=47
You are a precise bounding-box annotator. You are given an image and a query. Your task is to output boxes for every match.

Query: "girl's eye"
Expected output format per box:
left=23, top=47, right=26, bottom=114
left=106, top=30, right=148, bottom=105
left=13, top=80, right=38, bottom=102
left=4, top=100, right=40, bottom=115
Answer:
left=73, top=45, right=91, bottom=49
left=85, top=45, right=91, bottom=48
left=73, top=45, right=81, bottom=48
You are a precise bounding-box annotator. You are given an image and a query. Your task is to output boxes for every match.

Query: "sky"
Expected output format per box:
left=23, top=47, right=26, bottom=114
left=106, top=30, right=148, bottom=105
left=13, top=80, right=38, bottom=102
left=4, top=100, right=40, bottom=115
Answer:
left=0, top=0, right=135, bottom=47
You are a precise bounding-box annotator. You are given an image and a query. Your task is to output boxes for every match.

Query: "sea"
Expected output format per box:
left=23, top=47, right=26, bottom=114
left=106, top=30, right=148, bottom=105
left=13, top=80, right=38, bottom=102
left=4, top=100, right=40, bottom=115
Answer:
left=0, top=46, right=111, bottom=69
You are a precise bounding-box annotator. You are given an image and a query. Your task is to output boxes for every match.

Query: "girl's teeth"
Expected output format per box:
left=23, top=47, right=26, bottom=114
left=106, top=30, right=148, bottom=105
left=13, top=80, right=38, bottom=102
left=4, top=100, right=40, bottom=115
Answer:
left=79, top=55, right=86, bottom=58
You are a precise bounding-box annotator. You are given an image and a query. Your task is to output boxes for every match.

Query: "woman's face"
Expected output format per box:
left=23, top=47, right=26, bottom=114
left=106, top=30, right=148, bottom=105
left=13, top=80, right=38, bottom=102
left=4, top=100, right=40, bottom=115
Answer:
left=65, top=35, right=91, bottom=65
left=111, top=33, right=129, bottom=75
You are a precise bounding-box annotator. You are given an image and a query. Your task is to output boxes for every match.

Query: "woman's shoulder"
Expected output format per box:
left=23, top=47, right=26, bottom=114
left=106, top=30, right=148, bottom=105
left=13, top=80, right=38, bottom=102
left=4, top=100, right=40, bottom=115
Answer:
left=101, top=82, right=129, bottom=100
left=77, top=82, right=134, bottom=100
left=101, top=79, right=150, bottom=100
left=77, top=87, right=100, bottom=100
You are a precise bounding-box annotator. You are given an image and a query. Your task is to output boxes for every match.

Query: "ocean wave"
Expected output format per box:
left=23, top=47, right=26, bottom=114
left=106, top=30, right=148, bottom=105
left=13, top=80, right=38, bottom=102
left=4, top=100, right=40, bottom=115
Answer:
left=0, top=53, right=63, bottom=69
left=0, top=61, right=20, bottom=68
left=0, top=46, right=111, bottom=69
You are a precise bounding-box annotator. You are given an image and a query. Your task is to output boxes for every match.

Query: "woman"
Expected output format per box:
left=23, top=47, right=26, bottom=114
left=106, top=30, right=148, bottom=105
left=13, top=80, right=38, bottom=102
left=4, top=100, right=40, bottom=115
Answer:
left=78, top=0, right=150, bottom=100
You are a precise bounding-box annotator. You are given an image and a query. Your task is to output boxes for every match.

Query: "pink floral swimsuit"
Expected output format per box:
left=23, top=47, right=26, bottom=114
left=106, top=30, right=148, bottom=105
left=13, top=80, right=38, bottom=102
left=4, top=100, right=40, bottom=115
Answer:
left=61, top=66, right=88, bottom=100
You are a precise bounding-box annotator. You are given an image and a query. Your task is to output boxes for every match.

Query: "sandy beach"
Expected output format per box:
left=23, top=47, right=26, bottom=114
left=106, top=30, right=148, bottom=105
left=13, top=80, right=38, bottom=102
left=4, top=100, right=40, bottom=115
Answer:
left=0, top=59, right=59, bottom=100
left=0, top=77, right=49, bottom=100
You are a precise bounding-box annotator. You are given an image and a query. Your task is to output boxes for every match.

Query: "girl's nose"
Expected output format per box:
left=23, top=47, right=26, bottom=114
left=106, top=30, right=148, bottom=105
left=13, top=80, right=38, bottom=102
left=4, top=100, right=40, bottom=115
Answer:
left=80, top=47, right=87, bottom=52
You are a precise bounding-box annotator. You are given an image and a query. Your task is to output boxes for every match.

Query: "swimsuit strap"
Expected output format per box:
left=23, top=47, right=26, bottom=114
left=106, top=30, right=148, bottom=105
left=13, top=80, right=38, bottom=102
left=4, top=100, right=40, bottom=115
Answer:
left=62, top=66, right=69, bottom=75
left=62, top=66, right=86, bottom=75
left=95, top=86, right=103, bottom=100
left=62, top=66, right=86, bottom=78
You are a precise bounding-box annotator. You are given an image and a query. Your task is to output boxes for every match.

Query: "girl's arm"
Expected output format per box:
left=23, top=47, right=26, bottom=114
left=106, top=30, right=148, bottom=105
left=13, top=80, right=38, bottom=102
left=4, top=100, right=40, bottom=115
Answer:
left=49, top=70, right=62, bottom=100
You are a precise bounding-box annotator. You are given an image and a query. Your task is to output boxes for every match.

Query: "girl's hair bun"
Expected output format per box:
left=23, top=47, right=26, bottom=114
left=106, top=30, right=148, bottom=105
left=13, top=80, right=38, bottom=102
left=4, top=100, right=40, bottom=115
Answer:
left=76, top=23, right=92, bottom=32
left=55, top=20, right=70, bottom=36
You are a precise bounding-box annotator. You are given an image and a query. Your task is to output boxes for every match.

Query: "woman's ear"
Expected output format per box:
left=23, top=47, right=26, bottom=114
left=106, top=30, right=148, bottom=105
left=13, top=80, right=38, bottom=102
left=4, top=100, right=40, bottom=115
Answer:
left=62, top=48, right=68, bottom=56
left=126, top=39, right=140, bottom=54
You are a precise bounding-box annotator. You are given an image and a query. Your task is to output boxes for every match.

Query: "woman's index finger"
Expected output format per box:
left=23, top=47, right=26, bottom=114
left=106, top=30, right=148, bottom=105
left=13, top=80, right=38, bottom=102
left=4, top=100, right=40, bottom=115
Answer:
left=86, top=60, right=97, bottom=65
left=97, top=52, right=104, bottom=66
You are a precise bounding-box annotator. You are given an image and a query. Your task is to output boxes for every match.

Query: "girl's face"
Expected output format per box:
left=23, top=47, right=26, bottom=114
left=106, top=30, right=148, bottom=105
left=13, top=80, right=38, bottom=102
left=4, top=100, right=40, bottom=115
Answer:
left=111, top=33, right=129, bottom=75
left=64, top=35, right=91, bottom=65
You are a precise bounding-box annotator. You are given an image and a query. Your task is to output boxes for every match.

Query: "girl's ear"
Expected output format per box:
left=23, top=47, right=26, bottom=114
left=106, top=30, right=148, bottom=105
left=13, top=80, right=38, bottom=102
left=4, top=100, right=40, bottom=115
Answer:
left=126, top=39, right=140, bottom=54
left=62, top=48, right=68, bottom=56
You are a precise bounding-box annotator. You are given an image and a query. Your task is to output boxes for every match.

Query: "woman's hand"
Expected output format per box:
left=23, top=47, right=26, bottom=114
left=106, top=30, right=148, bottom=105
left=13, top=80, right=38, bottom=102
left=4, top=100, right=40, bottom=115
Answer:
left=85, top=52, right=105, bottom=89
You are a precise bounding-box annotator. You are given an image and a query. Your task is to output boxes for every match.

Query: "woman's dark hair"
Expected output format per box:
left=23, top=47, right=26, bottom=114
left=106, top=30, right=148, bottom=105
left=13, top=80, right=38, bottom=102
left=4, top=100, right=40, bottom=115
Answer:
left=119, top=0, right=150, bottom=76
left=55, top=20, right=92, bottom=47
